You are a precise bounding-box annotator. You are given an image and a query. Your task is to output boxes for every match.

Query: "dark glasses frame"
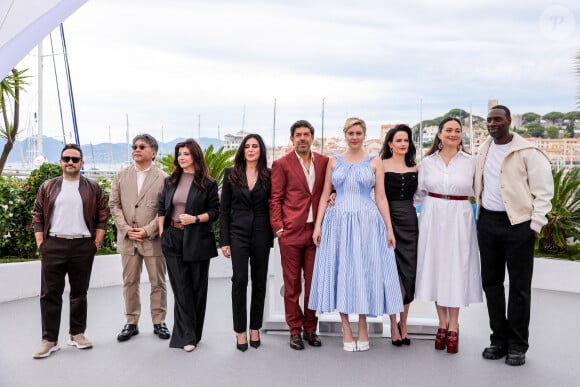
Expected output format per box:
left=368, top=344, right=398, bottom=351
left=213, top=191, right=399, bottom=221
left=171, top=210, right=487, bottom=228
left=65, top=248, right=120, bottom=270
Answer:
left=61, top=156, right=82, bottom=163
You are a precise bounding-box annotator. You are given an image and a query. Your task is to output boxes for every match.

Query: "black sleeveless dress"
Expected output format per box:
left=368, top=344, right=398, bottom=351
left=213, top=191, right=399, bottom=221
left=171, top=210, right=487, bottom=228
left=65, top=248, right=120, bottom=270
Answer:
left=385, top=172, right=418, bottom=305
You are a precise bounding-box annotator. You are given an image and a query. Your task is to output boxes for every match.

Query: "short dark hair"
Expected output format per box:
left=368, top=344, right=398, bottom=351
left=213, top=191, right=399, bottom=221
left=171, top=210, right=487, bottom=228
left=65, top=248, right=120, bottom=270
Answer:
left=133, top=134, right=159, bottom=152
left=489, top=105, right=511, bottom=119
left=290, top=120, right=314, bottom=136
left=61, top=143, right=83, bottom=160
left=133, top=133, right=159, bottom=159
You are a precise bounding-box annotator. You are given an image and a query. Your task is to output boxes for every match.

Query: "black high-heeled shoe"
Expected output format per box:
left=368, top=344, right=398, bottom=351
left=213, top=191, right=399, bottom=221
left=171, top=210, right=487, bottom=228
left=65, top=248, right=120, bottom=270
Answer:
left=249, top=330, right=261, bottom=348
left=391, top=324, right=403, bottom=347
left=236, top=335, right=248, bottom=352
left=398, top=322, right=411, bottom=346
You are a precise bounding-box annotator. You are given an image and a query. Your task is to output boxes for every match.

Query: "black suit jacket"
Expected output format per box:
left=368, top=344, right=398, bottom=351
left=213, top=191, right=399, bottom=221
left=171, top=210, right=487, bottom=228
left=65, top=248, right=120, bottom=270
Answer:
left=219, top=167, right=273, bottom=248
left=158, top=176, right=219, bottom=262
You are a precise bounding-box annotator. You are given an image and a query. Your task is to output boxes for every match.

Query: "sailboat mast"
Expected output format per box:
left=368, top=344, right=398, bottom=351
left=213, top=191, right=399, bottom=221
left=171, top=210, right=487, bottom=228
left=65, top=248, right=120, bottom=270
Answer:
left=272, top=98, right=277, bottom=162
left=37, top=41, right=43, bottom=157
left=126, top=114, right=130, bottom=163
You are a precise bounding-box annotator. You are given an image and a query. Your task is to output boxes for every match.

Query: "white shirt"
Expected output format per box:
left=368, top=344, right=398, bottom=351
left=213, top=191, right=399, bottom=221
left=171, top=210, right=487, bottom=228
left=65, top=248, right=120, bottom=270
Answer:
left=135, top=164, right=152, bottom=195
left=295, top=150, right=316, bottom=223
left=49, top=179, right=91, bottom=236
left=482, top=141, right=511, bottom=211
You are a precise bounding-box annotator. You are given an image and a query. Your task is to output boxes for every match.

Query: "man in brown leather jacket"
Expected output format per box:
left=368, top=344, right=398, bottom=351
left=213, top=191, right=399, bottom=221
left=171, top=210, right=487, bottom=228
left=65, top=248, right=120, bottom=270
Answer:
left=31, top=143, right=110, bottom=359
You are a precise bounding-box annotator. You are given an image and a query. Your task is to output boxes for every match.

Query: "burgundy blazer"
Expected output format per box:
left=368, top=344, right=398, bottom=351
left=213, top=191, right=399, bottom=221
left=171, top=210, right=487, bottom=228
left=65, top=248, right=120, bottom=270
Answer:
left=269, top=151, right=328, bottom=241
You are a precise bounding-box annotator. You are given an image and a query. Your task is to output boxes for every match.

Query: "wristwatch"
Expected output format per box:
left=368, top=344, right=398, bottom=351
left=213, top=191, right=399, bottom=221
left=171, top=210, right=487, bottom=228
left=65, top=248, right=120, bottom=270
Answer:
left=195, top=215, right=200, bottom=224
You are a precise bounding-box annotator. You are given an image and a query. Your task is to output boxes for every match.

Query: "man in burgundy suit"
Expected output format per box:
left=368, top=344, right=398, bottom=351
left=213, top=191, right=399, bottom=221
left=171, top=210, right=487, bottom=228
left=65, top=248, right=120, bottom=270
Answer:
left=270, top=120, right=329, bottom=350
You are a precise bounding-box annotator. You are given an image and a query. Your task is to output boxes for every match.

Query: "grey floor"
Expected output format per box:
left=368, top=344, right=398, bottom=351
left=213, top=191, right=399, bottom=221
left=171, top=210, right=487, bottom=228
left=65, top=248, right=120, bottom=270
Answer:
left=1, top=279, right=579, bottom=387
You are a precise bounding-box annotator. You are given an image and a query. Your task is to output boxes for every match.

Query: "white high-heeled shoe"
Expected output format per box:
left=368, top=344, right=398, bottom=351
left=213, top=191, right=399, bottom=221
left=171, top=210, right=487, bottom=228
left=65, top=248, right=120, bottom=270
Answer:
left=343, top=341, right=357, bottom=352
left=357, top=340, right=370, bottom=351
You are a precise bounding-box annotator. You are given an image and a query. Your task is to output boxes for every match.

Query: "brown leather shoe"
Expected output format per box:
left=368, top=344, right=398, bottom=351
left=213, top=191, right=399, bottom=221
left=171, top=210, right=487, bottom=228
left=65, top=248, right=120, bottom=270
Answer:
left=289, top=334, right=304, bottom=350
left=303, top=332, right=322, bottom=347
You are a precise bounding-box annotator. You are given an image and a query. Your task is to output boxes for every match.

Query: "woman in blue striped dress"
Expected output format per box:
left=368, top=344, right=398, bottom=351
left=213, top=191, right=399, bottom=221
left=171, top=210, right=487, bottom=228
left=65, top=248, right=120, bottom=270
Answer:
left=309, top=117, right=404, bottom=352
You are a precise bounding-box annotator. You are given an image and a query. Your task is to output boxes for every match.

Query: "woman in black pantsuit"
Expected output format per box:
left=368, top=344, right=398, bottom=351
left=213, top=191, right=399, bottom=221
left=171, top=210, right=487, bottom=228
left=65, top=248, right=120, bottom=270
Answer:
left=159, top=138, right=220, bottom=352
left=220, top=134, right=272, bottom=352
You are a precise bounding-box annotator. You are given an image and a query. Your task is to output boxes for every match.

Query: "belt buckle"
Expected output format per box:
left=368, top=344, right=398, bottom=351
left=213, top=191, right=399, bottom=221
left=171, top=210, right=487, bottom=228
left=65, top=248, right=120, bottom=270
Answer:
left=442, top=194, right=450, bottom=200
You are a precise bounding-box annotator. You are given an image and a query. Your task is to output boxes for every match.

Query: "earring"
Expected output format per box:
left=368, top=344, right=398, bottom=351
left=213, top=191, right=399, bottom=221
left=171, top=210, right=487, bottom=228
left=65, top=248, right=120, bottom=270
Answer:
left=437, top=142, right=442, bottom=150
left=389, top=147, right=393, bottom=153
left=457, top=144, right=463, bottom=152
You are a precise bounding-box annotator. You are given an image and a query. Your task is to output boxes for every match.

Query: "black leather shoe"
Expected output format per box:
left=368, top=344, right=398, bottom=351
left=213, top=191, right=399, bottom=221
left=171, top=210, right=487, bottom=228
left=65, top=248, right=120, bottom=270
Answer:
left=249, top=330, right=261, bottom=348
left=289, top=334, right=304, bottom=350
left=153, top=323, right=171, bottom=340
left=117, top=324, right=139, bottom=342
left=505, top=350, right=526, bottom=366
left=303, top=332, right=322, bottom=347
left=482, top=345, right=507, bottom=360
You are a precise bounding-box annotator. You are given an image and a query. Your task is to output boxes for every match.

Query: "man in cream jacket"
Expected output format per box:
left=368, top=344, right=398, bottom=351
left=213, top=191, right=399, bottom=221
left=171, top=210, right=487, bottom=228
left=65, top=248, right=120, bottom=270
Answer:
left=474, top=105, right=553, bottom=366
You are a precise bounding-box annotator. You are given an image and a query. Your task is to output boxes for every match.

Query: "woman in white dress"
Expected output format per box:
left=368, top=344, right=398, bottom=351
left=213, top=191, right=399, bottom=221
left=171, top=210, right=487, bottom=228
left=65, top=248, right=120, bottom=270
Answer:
left=414, top=117, right=482, bottom=354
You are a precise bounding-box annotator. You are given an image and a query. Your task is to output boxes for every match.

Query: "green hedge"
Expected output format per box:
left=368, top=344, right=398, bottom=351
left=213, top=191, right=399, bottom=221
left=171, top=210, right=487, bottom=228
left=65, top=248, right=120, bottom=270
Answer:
left=0, top=163, right=116, bottom=260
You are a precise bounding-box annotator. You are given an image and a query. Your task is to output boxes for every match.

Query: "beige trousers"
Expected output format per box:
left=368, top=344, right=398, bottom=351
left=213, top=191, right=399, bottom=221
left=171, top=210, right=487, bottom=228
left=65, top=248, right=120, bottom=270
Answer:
left=121, top=253, right=167, bottom=325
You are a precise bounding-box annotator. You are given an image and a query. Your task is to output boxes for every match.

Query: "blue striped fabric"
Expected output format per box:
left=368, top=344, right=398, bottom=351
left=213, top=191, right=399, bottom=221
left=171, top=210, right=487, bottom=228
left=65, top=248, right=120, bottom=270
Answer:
left=309, top=154, right=404, bottom=317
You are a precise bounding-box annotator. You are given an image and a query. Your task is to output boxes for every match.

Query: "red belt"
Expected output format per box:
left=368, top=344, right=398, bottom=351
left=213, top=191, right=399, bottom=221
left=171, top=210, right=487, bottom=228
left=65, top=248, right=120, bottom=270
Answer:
left=428, top=192, right=468, bottom=201
left=170, top=220, right=185, bottom=230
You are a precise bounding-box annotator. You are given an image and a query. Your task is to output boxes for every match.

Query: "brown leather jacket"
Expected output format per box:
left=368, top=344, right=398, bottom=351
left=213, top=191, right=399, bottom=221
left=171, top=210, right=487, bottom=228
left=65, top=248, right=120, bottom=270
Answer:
left=32, top=176, right=110, bottom=240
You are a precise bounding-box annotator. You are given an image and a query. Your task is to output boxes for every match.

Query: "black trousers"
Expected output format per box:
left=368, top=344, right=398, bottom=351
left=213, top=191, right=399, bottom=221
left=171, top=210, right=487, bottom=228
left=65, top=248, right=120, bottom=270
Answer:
left=39, top=236, right=96, bottom=342
left=477, top=207, right=535, bottom=353
left=230, top=235, right=271, bottom=333
left=162, top=226, right=210, bottom=348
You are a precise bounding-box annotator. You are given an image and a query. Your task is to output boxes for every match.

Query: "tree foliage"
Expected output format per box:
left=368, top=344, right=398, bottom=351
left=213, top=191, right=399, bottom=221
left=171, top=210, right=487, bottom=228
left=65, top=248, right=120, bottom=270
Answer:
left=539, top=167, right=580, bottom=253
left=522, top=112, right=540, bottom=124
left=526, top=122, right=545, bottom=138
left=543, top=111, right=564, bottom=122
left=158, top=145, right=235, bottom=189
left=0, top=68, right=30, bottom=174
left=546, top=126, right=560, bottom=139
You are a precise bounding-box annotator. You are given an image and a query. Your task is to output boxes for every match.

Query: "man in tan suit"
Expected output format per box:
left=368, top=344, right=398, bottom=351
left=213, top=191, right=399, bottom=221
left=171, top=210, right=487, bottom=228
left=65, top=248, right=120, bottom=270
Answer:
left=109, top=134, right=170, bottom=342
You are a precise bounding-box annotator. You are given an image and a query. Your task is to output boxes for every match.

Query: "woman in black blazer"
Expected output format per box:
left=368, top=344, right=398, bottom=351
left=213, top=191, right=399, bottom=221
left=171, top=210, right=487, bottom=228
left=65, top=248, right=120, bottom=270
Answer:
left=220, top=134, right=273, bottom=352
left=158, top=138, right=219, bottom=352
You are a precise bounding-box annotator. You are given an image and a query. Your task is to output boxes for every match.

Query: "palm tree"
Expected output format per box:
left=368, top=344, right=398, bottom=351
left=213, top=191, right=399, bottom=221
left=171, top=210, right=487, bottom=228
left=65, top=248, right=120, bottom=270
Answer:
left=539, top=167, right=580, bottom=253
left=0, top=68, right=29, bottom=174
left=158, top=144, right=235, bottom=188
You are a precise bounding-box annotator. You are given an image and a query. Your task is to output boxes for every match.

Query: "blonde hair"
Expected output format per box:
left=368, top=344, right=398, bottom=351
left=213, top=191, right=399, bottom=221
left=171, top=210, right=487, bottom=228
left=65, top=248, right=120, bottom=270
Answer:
left=343, top=117, right=367, bottom=134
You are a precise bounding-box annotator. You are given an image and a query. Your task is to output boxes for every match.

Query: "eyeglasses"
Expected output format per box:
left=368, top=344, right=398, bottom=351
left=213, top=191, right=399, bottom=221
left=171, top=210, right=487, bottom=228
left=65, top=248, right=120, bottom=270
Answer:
left=132, top=144, right=149, bottom=150
left=62, top=156, right=81, bottom=163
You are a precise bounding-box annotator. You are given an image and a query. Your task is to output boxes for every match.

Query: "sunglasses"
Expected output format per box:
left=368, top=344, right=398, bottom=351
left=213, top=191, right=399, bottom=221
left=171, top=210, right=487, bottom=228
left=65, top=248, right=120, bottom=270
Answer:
left=132, top=144, right=149, bottom=150
left=61, top=156, right=82, bottom=163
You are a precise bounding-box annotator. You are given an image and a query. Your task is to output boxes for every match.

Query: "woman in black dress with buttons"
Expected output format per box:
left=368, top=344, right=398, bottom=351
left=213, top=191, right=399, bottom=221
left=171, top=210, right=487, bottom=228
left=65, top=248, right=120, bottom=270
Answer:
left=380, top=124, right=418, bottom=346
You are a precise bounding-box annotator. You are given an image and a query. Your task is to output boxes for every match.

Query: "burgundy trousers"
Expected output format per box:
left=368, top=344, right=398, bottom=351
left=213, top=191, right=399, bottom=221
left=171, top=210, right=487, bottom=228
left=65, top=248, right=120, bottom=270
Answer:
left=278, top=223, right=317, bottom=335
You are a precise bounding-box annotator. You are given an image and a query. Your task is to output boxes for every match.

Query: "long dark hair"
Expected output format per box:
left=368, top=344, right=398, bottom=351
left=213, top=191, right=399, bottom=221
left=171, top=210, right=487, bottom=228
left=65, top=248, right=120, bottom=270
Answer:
left=229, top=134, right=270, bottom=190
left=169, top=138, right=213, bottom=188
left=426, top=117, right=464, bottom=156
left=379, top=124, right=416, bottom=167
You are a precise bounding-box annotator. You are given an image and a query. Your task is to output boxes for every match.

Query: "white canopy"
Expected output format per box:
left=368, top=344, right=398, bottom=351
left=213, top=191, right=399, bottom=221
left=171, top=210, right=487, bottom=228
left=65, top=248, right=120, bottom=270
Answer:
left=0, top=0, right=88, bottom=78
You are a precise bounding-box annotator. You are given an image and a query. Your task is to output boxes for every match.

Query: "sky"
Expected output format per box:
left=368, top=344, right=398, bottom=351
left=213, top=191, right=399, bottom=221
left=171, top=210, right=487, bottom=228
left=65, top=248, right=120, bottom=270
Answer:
left=11, top=0, right=580, bottom=147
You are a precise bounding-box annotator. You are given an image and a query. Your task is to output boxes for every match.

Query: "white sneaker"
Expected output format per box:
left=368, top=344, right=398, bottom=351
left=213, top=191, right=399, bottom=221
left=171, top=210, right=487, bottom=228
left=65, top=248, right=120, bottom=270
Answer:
left=68, top=333, right=93, bottom=349
left=33, top=340, right=60, bottom=359
left=183, top=344, right=196, bottom=352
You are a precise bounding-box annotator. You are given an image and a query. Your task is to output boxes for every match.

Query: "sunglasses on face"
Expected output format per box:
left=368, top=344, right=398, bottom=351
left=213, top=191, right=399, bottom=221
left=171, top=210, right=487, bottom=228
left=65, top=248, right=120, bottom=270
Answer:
left=132, top=144, right=148, bottom=150
left=62, top=156, right=82, bottom=163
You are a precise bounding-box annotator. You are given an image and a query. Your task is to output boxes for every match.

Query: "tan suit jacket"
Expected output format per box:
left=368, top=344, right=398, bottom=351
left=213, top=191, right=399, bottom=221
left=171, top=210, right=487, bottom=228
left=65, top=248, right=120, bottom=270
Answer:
left=109, top=165, right=168, bottom=256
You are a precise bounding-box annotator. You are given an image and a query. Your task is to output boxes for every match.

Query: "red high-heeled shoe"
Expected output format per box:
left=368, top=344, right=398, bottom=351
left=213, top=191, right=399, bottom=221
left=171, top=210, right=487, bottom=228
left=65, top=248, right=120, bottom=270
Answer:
left=434, top=328, right=447, bottom=350
left=446, top=330, right=459, bottom=354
